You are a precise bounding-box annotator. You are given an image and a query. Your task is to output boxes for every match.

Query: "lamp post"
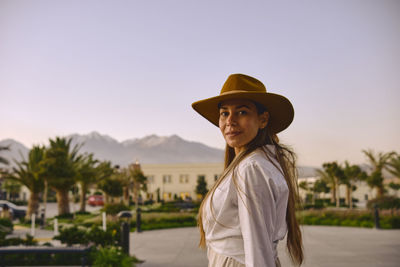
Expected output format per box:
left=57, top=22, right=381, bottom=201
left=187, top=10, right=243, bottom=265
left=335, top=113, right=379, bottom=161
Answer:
left=136, top=207, right=142, bottom=233
left=373, top=204, right=381, bottom=229
left=117, top=211, right=132, bottom=255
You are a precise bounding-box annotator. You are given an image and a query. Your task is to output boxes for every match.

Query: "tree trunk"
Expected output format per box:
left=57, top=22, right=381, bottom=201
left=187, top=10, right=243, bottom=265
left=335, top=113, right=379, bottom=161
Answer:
left=335, top=180, right=340, bottom=208
left=349, top=185, right=353, bottom=209
left=330, top=184, right=336, bottom=204
left=56, top=189, right=70, bottom=215
left=377, top=186, right=384, bottom=198
left=42, top=180, right=48, bottom=226
left=123, top=186, right=129, bottom=206
left=105, top=194, right=110, bottom=205
left=134, top=184, right=139, bottom=209
left=26, top=192, right=40, bottom=220
left=79, top=183, right=87, bottom=212
left=345, top=185, right=350, bottom=206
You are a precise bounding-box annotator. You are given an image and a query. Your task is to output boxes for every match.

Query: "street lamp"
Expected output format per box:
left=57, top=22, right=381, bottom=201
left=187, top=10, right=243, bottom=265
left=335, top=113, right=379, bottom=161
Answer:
left=117, top=210, right=132, bottom=255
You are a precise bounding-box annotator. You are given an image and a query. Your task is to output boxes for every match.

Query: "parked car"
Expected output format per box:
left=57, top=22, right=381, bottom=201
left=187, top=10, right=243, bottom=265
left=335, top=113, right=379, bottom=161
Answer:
left=87, top=195, right=104, bottom=206
left=0, top=200, right=27, bottom=220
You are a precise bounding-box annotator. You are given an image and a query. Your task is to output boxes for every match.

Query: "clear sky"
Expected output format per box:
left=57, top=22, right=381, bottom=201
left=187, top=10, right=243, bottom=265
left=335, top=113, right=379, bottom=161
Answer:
left=1, top=0, right=399, bottom=167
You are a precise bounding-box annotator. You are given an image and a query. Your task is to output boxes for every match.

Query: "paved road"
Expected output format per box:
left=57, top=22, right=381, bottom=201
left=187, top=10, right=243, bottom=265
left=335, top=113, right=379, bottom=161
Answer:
left=131, top=226, right=400, bottom=267
left=9, top=225, right=400, bottom=267
left=41, top=202, right=102, bottom=218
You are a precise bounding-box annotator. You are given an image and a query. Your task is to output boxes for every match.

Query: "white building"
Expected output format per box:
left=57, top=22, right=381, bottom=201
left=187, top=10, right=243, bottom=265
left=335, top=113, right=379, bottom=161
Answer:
left=141, top=163, right=223, bottom=201
left=298, top=177, right=399, bottom=208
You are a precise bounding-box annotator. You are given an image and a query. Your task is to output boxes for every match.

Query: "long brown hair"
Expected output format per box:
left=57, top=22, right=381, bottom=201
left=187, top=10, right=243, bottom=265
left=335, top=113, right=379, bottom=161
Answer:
left=197, top=102, right=304, bottom=266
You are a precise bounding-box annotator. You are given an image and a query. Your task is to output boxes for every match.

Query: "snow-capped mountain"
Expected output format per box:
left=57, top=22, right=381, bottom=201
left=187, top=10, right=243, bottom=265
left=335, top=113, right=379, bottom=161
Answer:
left=0, top=132, right=321, bottom=177
left=0, top=139, right=30, bottom=166
left=0, top=132, right=224, bottom=167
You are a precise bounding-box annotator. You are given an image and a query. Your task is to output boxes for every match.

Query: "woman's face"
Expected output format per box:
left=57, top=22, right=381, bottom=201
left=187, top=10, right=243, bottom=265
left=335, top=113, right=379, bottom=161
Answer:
left=219, top=99, right=269, bottom=155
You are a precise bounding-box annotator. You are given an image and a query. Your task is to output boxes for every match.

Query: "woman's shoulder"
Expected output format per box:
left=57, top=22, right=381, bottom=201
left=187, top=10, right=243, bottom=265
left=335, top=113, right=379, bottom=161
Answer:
left=239, top=145, right=277, bottom=169
left=237, top=145, right=286, bottom=186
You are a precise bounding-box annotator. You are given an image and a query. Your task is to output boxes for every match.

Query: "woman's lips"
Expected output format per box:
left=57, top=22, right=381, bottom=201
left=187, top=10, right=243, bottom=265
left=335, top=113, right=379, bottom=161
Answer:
left=225, top=131, right=241, bottom=137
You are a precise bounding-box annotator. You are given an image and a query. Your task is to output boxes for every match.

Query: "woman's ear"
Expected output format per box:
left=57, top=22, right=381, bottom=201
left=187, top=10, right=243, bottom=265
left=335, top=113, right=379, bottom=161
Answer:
left=259, top=112, right=269, bottom=129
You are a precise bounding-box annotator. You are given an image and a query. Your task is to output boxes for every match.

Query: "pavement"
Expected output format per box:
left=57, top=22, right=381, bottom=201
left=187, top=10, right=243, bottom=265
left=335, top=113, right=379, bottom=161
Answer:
left=8, top=225, right=400, bottom=267
left=130, top=226, right=400, bottom=267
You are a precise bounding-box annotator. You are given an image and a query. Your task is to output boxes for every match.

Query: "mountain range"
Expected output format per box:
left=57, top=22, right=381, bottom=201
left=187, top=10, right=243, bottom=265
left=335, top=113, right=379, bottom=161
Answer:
left=0, top=132, right=318, bottom=177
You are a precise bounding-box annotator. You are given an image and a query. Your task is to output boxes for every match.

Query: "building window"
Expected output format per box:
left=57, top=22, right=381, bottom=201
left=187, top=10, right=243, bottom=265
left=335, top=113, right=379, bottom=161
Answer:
left=163, top=192, right=169, bottom=200
left=180, top=192, right=191, bottom=200
left=163, top=175, right=172, bottom=183
left=147, top=175, right=155, bottom=183
left=364, top=194, right=368, bottom=201
left=179, top=174, right=189, bottom=183
left=163, top=192, right=172, bottom=200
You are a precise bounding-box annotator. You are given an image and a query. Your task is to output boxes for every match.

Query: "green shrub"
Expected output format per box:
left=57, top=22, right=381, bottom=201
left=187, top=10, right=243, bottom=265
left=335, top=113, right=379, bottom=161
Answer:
left=54, top=222, right=123, bottom=247
left=102, top=203, right=131, bottom=215
left=381, top=216, right=400, bottom=229
left=146, top=202, right=180, bottom=213
left=1, top=247, right=93, bottom=266
left=298, top=209, right=400, bottom=229
left=86, top=224, right=121, bottom=247
left=0, top=218, right=13, bottom=234
left=55, top=213, right=74, bottom=219
left=92, top=246, right=135, bottom=267
left=360, top=221, right=374, bottom=228
left=367, top=196, right=400, bottom=210
left=0, top=234, right=37, bottom=247
left=75, top=211, right=91, bottom=215
left=54, top=225, right=88, bottom=246
left=0, top=217, right=13, bottom=228
left=138, top=215, right=196, bottom=230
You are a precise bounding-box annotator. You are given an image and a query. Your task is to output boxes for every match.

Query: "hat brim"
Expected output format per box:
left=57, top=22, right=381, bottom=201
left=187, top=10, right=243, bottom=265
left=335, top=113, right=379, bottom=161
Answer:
left=192, top=91, right=294, bottom=134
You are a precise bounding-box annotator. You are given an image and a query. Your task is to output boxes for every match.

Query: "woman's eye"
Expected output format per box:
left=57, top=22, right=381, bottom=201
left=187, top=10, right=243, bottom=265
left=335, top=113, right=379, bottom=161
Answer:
left=238, top=110, right=247, bottom=115
left=220, top=111, right=229, bottom=117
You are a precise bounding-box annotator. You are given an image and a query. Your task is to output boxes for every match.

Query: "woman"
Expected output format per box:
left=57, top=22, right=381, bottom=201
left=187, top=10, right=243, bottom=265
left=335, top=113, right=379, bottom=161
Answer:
left=192, top=74, right=303, bottom=267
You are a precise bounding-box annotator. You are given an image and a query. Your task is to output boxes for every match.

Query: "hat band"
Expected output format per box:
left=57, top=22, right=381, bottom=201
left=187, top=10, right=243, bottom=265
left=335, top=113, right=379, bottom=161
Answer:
left=220, top=89, right=265, bottom=96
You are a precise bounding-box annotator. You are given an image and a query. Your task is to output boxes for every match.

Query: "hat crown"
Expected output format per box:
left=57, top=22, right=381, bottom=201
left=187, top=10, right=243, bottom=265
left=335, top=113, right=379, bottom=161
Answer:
left=221, top=74, right=266, bottom=94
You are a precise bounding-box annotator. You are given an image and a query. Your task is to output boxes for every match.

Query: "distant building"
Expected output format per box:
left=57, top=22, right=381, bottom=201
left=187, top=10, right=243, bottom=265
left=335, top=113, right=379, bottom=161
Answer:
left=298, top=177, right=399, bottom=208
left=5, top=162, right=399, bottom=207
left=141, top=163, right=223, bottom=201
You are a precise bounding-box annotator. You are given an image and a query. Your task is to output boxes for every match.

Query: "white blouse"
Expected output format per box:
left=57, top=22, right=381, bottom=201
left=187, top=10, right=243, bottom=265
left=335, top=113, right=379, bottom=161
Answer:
left=202, top=145, right=289, bottom=267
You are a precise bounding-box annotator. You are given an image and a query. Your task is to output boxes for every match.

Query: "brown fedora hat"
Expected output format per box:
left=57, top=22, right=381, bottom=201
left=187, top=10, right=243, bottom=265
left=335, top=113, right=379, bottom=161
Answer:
left=191, top=74, right=294, bottom=134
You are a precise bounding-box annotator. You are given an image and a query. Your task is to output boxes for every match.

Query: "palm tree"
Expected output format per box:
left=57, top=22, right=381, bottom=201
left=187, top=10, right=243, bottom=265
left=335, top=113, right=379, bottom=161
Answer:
left=0, top=145, right=10, bottom=166
left=116, top=167, right=131, bottom=206
left=316, top=168, right=336, bottom=205
left=128, top=162, right=147, bottom=209
left=343, top=161, right=367, bottom=209
left=0, top=146, right=10, bottom=183
left=363, top=149, right=395, bottom=172
left=387, top=153, right=400, bottom=179
left=7, top=146, right=46, bottom=219
left=320, top=162, right=345, bottom=207
left=312, top=178, right=330, bottom=205
left=299, top=181, right=311, bottom=204
left=362, top=149, right=395, bottom=198
left=42, top=137, right=82, bottom=215
left=98, top=175, right=124, bottom=204
left=97, top=162, right=122, bottom=204
left=76, top=153, right=98, bottom=212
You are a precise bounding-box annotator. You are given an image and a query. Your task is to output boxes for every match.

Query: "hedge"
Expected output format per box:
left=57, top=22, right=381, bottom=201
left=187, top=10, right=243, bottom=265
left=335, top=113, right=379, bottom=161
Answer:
left=298, top=209, right=400, bottom=229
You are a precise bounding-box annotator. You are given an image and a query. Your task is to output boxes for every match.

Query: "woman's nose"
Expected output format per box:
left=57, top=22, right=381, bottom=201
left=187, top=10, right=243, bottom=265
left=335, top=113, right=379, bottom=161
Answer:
left=226, top=113, right=237, bottom=126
